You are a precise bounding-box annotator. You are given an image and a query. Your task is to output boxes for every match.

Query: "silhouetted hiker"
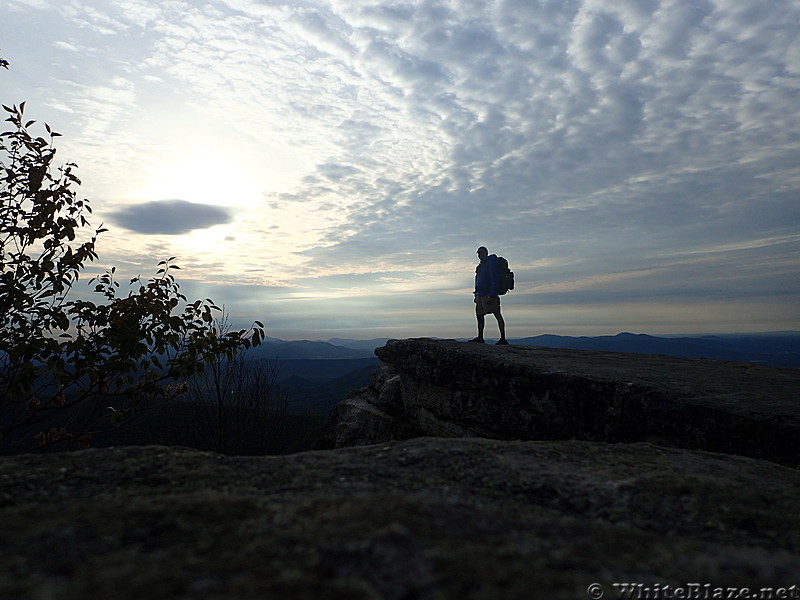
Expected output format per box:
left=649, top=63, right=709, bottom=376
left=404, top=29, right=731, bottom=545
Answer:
left=470, top=246, right=508, bottom=345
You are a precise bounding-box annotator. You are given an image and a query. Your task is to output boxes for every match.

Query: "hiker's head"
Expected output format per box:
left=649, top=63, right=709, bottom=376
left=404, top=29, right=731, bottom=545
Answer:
left=477, top=246, right=488, bottom=260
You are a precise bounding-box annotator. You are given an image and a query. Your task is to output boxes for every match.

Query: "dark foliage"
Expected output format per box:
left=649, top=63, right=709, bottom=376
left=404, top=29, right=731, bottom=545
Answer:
left=0, top=58, right=264, bottom=451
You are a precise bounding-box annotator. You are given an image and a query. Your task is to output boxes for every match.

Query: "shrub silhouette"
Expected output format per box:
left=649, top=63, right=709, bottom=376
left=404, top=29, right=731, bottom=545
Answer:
left=0, top=58, right=264, bottom=451
left=160, top=313, right=289, bottom=455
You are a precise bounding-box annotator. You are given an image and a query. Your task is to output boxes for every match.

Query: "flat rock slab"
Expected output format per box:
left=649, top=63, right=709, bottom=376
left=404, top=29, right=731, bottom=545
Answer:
left=370, top=339, right=800, bottom=465
left=2, top=438, right=800, bottom=599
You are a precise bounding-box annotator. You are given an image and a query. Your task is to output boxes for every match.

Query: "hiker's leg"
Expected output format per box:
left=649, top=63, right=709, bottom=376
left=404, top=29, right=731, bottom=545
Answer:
left=476, top=314, right=485, bottom=339
left=495, top=311, right=506, bottom=340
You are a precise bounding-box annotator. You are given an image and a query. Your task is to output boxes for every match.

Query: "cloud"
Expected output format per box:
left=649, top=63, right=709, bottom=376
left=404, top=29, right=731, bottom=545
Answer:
left=3, top=0, right=798, bottom=335
left=110, top=200, right=232, bottom=235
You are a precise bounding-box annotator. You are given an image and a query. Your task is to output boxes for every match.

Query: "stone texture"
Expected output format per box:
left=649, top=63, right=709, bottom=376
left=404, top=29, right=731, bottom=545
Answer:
left=319, top=339, right=800, bottom=466
left=320, top=365, right=421, bottom=448
left=2, top=438, right=800, bottom=600
left=5, top=339, right=800, bottom=599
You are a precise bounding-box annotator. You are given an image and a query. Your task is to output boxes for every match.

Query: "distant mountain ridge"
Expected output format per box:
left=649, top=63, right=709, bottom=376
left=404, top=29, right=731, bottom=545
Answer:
left=278, top=364, right=378, bottom=414
left=247, top=339, right=376, bottom=360
left=248, top=332, right=800, bottom=368
left=510, top=332, right=800, bottom=367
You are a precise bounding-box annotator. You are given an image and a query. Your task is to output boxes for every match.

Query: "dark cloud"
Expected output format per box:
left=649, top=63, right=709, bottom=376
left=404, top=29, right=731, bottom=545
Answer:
left=110, top=200, right=231, bottom=235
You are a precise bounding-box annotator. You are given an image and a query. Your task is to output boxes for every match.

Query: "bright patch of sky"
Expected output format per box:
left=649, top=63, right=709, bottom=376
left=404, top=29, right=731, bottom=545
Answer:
left=2, top=0, right=799, bottom=338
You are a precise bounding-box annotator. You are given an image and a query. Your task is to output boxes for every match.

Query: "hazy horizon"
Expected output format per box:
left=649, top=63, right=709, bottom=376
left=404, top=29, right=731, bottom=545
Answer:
left=3, top=0, right=799, bottom=340
left=282, top=330, right=800, bottom=343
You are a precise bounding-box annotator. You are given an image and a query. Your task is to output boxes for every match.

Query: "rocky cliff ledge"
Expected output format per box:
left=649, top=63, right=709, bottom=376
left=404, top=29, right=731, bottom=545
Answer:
left=3, top=339, right=800, bottom=599
left=3, top=440, right=800, bottom=599
left=318, top=338, right=800, bottom=466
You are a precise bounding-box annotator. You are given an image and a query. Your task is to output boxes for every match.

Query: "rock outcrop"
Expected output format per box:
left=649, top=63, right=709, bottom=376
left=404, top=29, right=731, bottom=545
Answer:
left=318, top=339, right=800, bottom=466
left=3, top=339, right=800, bottom=599
left=3, top=439, right=800, bottom=600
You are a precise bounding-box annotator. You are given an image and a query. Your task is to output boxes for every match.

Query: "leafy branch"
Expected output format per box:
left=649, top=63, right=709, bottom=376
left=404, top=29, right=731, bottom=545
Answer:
left=0, top=59, right=265, bottom=451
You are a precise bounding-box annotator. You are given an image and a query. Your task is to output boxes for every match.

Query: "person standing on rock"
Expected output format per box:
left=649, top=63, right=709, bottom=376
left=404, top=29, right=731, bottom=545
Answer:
left=471, top=246, right=508, bottom=345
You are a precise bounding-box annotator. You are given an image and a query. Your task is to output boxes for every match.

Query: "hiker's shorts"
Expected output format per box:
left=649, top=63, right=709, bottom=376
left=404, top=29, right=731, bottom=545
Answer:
left=475, top=294, right=501, bottom=316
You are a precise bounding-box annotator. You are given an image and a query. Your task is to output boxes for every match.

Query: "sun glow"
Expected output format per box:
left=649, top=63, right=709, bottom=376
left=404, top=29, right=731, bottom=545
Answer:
left=136, top=149, right=262, bottom=209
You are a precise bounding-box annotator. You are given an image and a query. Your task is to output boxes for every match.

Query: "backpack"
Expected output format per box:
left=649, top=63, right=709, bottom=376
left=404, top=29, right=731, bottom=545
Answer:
left=497, top=257, right=515, bottom=295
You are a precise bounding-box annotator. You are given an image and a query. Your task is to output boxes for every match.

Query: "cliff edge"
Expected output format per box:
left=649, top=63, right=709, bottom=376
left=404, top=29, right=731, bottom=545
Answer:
left=3, top=339, right=800, bottom=599
left=318, top=338, right=800, bottom=466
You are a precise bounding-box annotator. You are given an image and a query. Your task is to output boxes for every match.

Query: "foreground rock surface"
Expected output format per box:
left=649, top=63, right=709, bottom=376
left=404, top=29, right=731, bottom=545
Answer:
left=2, top=438, right=800, bottom=600
left=319, top=339, right=800, bottom=466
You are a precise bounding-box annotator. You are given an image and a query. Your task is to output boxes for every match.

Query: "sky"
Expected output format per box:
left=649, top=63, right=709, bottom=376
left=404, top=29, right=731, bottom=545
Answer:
left=2, top=0, right=799, bottom=340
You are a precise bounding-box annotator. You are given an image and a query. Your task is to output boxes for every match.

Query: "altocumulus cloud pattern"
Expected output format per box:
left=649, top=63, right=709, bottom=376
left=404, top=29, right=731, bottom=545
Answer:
left=110, top=200, right=232, bottom=235
left=2, top=0, right=799, bottom=336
